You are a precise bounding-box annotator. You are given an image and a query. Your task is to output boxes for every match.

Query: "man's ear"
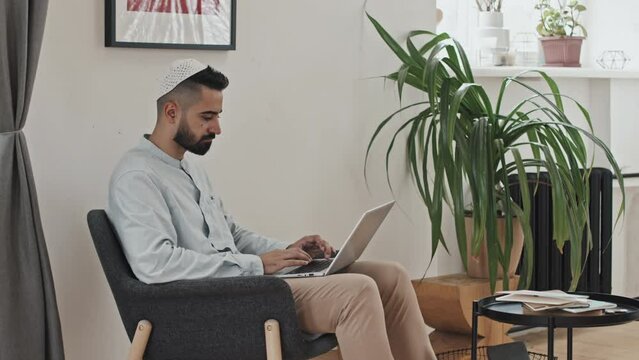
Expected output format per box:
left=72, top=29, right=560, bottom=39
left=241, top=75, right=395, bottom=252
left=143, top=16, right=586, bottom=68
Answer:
left=163, top=101, right=178, bottom=124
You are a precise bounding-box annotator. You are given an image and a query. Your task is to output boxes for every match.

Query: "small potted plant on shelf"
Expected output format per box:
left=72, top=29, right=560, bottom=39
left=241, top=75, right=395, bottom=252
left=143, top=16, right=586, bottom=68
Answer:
left=475, top=1, right=509, bottom=66
left=364, top=14, right=625, bottom=293
left=535, top=0, right=587, bottom=67
left=476, top=0, right=503, bottom=12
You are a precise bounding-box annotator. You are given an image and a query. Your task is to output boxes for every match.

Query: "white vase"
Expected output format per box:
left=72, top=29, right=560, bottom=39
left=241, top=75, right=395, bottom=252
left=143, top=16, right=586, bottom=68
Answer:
left=476, top=12, right=510, bottom=66
left=478, top=11, right=504, bottom=27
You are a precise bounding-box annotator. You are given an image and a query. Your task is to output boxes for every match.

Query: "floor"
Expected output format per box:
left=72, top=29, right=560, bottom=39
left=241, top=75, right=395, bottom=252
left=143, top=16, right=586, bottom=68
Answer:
left=313, top=320, right=639, bottom=359
left=512, top=320, right=639, bottom=360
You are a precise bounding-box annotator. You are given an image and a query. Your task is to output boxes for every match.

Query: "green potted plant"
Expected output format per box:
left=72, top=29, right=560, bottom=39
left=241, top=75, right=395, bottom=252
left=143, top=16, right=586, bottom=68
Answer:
left=364, top=14, right=625, bottom=293
left=535, top=0, right=587, bottom=67
left=476, top=0, right=503, bottom=12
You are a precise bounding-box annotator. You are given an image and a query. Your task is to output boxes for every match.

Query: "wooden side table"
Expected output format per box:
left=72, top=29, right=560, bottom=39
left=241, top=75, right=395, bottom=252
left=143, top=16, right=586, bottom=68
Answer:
left=412, top=273, right=519, bottom=354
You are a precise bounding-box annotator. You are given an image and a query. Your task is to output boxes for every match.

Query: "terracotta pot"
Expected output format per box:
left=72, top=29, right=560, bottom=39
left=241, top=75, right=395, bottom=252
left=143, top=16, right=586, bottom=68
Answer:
left=540, top=36, right=584, bottom=67
left=464, top=216, right=524, bottom=279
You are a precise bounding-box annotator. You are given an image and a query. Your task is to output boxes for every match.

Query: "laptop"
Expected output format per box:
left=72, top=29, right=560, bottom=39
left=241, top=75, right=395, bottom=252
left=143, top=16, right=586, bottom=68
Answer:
left=276, top=201, right=395, bottom=278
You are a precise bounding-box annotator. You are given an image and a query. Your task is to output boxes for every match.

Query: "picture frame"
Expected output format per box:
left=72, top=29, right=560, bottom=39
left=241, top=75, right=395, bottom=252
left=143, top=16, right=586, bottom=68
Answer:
left=105, top=0, right=236, bottom=50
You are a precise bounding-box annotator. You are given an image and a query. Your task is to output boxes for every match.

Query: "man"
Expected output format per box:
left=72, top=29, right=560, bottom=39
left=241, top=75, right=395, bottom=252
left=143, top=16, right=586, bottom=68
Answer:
left=107, top=59, right=436, bottom=360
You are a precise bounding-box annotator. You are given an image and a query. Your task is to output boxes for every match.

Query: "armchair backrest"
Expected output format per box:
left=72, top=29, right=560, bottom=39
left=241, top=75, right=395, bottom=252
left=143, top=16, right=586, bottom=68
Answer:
left=88, top=209, right=136, bottom=278
left=87, top=210, right=141, bottom=320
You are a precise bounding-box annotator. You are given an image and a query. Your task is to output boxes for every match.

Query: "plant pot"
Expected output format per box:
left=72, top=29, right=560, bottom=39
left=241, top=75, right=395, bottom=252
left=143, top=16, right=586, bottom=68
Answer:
left=540, top=36, right=584, bottom=67
left=464, top=216, right=524, bottom=279
left=478, top=11, right=504, bottom=28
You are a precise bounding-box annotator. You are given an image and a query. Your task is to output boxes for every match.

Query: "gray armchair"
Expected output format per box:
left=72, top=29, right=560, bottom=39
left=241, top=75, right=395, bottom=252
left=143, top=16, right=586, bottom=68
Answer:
left=87, top=210, right=337, bottom=360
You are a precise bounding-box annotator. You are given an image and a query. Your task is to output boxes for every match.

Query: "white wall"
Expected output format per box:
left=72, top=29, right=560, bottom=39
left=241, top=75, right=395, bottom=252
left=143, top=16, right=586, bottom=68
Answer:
left=586, top=0, right=639, bottom=70
left=26, top=1, right=439, bottom=359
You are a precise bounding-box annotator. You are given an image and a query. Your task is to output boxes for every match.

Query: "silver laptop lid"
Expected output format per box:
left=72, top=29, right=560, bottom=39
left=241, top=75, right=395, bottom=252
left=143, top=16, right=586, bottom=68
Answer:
left=326, top=201, right=395, bottom=274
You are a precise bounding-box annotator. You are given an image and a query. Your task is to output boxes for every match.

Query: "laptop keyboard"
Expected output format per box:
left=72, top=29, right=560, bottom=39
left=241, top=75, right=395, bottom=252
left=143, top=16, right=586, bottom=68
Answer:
left=287, top=259, right=333, bottom=274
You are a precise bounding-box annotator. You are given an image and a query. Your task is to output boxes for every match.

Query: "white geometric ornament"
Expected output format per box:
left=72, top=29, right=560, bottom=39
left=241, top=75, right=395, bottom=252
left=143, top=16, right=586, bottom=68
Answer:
left=596, top=51, right=631, bottom=70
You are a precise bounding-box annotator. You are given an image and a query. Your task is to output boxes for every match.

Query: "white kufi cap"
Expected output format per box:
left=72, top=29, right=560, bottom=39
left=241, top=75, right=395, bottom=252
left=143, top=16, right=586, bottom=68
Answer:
left=157, top=58, right=208, bottom=100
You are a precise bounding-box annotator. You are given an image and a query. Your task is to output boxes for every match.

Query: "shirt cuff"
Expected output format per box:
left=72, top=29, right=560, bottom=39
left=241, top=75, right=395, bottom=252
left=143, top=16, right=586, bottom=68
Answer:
left=273, top=241, right=289, bottom=250
left=241, top=254, right=265, bottom=276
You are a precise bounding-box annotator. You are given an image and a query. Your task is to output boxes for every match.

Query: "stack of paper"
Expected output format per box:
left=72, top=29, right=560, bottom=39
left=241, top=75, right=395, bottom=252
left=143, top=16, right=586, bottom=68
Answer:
left=496, top=290, right=602, bottom=312
left=522, top=301, right=589, bottom=312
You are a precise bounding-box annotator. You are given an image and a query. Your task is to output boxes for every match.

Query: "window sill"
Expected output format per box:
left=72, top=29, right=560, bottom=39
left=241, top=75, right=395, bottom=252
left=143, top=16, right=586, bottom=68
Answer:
left=472, top=66, right=639, bottom=79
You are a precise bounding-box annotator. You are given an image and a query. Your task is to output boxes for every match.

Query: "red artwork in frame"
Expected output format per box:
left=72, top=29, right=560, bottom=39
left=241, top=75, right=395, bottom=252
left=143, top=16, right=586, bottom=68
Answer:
left=126, top=0, right=222, bottom=15
left=106, top=0, right=235, bottom=50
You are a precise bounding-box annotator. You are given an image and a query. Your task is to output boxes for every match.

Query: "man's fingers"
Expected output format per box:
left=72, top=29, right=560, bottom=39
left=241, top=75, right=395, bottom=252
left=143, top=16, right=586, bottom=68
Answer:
left=323, top=245, right=332, bottom=257
left=281, top=259, right=310, bottom=268
left=313, top=241, right=330, bottom=258
left=315, top=238, right=332, bottom=257
left=285, top=248, right=312, bottom=261
left=292, top=247, right=312, bottom=261
left=306, top=235, right=321, bottom=245
left=307, top=236, right=333, bottom=258
left=292, top=235, right=335, bottom=258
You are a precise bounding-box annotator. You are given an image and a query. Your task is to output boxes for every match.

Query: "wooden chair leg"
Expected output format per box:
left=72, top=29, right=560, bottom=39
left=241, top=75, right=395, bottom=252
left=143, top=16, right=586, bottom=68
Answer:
left=264, top=319, right=283, bottom=360
left=128, top=320, right=152, bottom=360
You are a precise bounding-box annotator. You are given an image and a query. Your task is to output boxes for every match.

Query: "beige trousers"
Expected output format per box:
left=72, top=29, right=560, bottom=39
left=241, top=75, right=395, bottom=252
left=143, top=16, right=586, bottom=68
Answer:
left=285, top=261, right=436, bottom=360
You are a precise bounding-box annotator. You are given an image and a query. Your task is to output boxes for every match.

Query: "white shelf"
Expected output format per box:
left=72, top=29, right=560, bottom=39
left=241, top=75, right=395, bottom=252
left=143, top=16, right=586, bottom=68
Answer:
left=472, top=66, right=639, bottom=79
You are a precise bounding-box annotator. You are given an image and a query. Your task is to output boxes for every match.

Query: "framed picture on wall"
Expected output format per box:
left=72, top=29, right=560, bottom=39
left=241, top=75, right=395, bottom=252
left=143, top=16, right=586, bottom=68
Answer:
left=105, top=0, right=236, bottom=50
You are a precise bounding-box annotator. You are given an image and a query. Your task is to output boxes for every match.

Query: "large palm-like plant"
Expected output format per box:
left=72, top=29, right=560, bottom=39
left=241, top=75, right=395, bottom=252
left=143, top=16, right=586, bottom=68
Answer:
left=364, top=14, right=625, bottom=292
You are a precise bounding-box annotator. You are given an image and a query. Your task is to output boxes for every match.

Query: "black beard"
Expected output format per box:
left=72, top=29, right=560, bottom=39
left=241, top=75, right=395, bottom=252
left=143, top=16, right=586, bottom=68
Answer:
left=174, top=122, right=214, bottom=156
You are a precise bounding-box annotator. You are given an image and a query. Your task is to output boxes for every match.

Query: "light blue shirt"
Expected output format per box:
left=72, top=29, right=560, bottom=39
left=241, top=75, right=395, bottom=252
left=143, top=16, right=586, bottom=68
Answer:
left=106, top=136, right=288, bottom=284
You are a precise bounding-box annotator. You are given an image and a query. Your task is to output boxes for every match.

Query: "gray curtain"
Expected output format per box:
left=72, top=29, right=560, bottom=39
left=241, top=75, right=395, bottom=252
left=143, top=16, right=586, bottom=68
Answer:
left=0, top=0, right=65, bottom=359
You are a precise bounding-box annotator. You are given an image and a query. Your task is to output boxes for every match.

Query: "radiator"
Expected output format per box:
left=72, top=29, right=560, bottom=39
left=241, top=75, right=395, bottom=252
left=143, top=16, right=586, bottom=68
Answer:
left=510, top=168, right=613, bottom=293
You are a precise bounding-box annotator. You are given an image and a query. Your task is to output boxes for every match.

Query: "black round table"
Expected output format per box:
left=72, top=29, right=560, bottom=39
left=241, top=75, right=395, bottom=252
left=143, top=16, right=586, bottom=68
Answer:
left=471, top=293, right=639, bottom=360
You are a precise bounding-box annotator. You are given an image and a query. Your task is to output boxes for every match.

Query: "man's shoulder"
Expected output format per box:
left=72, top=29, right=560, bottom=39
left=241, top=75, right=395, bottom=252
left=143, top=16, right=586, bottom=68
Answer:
left=110, top=147, right=158, bottom=186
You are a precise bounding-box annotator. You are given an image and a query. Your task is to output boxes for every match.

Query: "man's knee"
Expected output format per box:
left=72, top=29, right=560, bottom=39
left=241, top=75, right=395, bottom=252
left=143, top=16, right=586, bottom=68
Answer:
left=386, top=261, right=410, bottom=279
left=344, top=273, right=379, bottom=300
left=339, top=274, right=382, bottom=319
left=374, top=261, right=411, bottom=288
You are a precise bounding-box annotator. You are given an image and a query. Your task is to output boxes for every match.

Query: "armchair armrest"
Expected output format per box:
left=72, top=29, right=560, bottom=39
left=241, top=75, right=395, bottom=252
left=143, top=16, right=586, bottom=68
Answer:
left=115, top=276, right=308, bottom=360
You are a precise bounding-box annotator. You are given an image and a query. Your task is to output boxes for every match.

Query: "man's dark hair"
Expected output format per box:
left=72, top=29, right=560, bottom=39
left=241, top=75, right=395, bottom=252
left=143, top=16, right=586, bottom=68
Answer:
left=157, top=66, right=229, bottom=116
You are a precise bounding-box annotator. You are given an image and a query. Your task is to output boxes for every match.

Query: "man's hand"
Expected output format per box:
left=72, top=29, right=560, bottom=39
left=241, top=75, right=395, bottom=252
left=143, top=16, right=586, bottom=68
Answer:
left=287, top=235, right=335, bottom=259
left=259, top=248, right=312, bottom=275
